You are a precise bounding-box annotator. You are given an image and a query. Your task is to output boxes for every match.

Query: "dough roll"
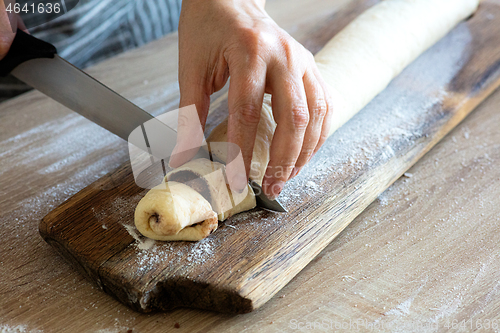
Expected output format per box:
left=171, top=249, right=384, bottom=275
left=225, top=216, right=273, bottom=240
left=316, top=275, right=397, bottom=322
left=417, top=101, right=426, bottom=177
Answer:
left=134, top=181, right=218, bottom=241
left=135, top=159, right=257, bottom=241
left=135, top=0, right=479, bottom=241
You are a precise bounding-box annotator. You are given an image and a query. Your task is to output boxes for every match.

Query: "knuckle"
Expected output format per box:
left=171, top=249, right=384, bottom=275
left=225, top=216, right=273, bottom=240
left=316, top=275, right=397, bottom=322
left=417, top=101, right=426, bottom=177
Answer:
left=278, top=38, right=296, bottom=68
left=312, top=98, right=328, bottom=119
left=277, top=34, right=309, bottom=71
left=280, top=37, right=293, bottom=55
left=239, top=27, right=272, bottom=57
left=301, top=146, right=316, bottom=158
left=239, top=27, right=261, bottom=44
left=234, top=103, right=261, bottom=125
left=304, top=49, right=315, bottom=63
left=289, top=105, right=310, bottom=130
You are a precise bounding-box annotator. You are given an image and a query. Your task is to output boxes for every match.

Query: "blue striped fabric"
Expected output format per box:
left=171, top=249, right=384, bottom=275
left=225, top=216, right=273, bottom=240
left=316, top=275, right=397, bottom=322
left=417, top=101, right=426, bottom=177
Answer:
left=1, top=0, right=182, bottom=102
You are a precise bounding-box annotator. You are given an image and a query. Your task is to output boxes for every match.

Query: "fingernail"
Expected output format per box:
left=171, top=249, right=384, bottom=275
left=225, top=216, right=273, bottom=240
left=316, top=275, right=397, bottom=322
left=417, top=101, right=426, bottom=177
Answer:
left=289, top=167, right=300, bottom=180
left=230, top=174, right=248, bottom=193
left=266, top=180, right=285, bottom=200
left=308, top=151, right=317, bottom=163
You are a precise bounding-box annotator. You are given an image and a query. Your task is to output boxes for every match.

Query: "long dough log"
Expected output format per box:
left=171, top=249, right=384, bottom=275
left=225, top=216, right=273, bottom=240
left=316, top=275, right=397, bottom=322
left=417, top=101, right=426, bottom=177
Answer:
left=135, top=0, right=479, bottom=241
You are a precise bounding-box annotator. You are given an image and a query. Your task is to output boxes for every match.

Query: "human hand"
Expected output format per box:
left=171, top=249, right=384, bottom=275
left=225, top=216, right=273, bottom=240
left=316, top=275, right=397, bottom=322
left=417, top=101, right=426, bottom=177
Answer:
left=171, top=0, right=333, bottom=200
left=0, top=1, right=27, bottom=60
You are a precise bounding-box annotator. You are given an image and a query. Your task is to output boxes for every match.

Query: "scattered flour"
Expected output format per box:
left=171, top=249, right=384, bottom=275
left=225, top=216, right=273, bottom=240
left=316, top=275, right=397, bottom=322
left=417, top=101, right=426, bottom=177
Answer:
left=0, top=325, right=42, bottom=333
left=94, top=329, right=130, bottom=333
left=122, top=224, right=155, bottom=250
left=186, top=238, right=215, bottom=263
left=305, top=181, right=320, bottom=190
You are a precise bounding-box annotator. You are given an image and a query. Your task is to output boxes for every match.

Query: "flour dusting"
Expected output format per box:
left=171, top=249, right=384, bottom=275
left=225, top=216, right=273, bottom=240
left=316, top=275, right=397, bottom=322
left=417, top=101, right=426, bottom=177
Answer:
left=0, top=325, right=42, bottom=333
left=122, top=224, right=155, bottom=250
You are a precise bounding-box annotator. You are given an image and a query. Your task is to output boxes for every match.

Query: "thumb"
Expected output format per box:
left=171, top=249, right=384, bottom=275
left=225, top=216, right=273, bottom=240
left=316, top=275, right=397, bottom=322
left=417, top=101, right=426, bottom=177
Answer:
left=169, top=78, right=211, bottom=168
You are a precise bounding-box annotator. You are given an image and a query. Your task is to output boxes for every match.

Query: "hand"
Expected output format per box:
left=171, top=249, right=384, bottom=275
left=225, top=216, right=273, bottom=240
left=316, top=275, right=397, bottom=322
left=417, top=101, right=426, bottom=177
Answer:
left=0, top=2, right=27, bottom=60
left=171, top=0, right=333, bottom=200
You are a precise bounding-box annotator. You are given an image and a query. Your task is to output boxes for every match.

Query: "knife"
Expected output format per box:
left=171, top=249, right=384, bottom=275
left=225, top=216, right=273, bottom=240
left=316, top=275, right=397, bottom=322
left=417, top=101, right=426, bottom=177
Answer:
left=0, top=29, right=286, bottom=212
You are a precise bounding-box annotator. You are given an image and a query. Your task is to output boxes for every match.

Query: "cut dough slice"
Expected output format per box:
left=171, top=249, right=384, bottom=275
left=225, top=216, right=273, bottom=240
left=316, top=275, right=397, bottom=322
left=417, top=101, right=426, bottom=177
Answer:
left=166, top=158, right=257, bottom=220
left=134, top=181, right=218, bottom=241
left=134, top=159, right=256, bottom=241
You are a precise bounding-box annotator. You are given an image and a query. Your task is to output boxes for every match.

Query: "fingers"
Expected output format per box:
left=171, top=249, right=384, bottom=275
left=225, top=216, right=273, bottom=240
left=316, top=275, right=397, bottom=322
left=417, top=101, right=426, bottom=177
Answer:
left=172, top=9, right=230, bottom=168
left=169, top=75, right=211, bottom=168
left=226, top=58, right=267, bottom=192
left=0, top=4, right=16, bottom=60
left=289, top=70, right=328, bottom=179
left=312, top=71, right=334, bottom=156
left=262, top=59, right=333, bottom=196
left=262, top=70, right=309, bottom=199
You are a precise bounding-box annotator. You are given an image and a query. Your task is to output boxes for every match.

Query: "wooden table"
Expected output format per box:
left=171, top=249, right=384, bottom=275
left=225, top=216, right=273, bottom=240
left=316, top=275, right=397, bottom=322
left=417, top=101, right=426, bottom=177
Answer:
left=1, top=0, right=499, bottom=332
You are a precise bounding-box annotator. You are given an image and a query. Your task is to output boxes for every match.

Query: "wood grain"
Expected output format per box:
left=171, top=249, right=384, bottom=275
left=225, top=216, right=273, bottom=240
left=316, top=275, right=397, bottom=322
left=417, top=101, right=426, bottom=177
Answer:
left=38, top=0, right=500, bottom=315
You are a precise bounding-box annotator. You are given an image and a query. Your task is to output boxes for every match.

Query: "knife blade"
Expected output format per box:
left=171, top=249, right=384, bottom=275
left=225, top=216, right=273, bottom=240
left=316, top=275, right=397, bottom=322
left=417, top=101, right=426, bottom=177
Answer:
left=3, top=30, right=286, bottom=212
left=250, top=181, right=287, bottom=212
left=12, top=55, right=176, bottom=152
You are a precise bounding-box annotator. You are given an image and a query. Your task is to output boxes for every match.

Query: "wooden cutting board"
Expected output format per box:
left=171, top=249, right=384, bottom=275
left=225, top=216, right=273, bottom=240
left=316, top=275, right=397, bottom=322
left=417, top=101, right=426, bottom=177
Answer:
left=39, top=0, right=500, bottom=314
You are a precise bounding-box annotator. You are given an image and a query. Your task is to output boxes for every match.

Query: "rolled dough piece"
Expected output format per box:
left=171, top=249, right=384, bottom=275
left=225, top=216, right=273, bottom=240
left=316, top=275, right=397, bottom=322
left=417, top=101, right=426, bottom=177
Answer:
left=135, top=0, right=479, bottom=241
left=166, top=158, right=257, bottom=220
left=134, top=159, right=256, bottom=241
left=134, top=181, right=218, bottom=241
left=207, top=0, right=479, bottom=183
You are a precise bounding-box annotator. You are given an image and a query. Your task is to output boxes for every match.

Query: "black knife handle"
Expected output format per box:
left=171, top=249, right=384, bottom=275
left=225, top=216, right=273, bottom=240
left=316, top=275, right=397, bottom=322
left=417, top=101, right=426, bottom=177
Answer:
left=0, top=29, right=57, bottom=77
